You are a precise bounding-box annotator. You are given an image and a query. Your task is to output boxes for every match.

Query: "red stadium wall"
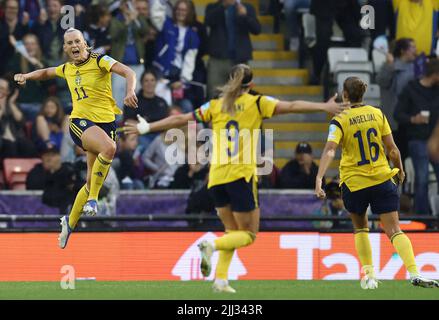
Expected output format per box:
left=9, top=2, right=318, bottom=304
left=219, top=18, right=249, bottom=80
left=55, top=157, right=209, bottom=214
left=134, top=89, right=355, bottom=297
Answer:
left=1, top=232, right=438, bottom=281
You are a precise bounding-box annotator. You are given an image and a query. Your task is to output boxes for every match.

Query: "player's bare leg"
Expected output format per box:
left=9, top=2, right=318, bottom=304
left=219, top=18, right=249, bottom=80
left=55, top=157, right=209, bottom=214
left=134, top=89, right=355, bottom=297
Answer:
left=81, top=126, right=116, bottom=216
left=381, top=212, right=439, bottom=288
left=350, top=212, right=379, bottom=289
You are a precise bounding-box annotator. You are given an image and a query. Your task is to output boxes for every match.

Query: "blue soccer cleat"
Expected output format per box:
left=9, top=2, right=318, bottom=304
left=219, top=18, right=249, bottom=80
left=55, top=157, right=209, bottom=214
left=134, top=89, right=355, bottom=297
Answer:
left=82, top=199, right=98, bottom=216
left=58, top=215, right=72, bottom=249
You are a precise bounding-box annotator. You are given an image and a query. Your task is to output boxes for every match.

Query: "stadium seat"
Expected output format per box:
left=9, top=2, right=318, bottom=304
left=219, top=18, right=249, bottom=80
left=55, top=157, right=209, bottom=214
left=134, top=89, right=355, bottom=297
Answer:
left=3, top=158, right=42, bottom=190
left=404, top=157, right=415, bottom=195
left=328, top=47, right=369, bottom=73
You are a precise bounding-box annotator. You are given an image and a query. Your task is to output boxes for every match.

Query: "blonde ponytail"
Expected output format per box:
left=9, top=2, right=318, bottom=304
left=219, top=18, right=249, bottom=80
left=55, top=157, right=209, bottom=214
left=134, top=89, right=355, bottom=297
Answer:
left=217, top=64, right=252, bottom=115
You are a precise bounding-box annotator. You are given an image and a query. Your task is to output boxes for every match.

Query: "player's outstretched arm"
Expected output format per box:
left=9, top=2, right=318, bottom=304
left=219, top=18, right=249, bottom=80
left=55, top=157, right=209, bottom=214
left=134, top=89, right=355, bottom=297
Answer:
left=14, top=67, right=56, bottom=85
left=315, top=141, right=338, bottom=199
left=124, top=113, right=195, bottom=135
left=273, top=93, right=349, bottom=116
left=382, top=133, right=405, bottom=185
left=111, top=62, right=138, bottom=108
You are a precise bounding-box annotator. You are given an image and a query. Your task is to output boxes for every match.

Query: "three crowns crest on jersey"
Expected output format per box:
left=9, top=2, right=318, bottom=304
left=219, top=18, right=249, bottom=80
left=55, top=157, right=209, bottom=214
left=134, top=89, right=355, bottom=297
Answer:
left=75, top=71, right=81, bottom=86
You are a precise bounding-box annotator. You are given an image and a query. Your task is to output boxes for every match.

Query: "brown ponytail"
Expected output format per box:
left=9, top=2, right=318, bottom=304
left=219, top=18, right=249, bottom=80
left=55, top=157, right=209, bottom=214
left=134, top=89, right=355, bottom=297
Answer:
left=218, top=64, right=253, bottom=115
left=343, top=77, right=367, bottom=103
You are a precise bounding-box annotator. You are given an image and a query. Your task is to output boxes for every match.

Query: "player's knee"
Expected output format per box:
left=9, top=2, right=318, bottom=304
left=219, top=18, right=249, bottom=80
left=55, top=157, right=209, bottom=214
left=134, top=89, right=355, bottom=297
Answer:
left=101, top=140, right=116, bottom=159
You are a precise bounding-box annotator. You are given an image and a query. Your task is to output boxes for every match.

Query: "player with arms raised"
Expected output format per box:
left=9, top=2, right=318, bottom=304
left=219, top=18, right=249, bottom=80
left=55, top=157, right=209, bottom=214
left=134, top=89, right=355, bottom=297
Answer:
left=315, top=77, right=439, bottom=289
left=14, top=28, right=138, bottom=249
left=124, top=64, right=348, bottom=293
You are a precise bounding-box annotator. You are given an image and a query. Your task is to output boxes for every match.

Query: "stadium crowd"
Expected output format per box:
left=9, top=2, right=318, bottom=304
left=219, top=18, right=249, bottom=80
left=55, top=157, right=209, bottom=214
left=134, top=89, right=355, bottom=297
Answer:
left=0, top=0, right=439, bottom=218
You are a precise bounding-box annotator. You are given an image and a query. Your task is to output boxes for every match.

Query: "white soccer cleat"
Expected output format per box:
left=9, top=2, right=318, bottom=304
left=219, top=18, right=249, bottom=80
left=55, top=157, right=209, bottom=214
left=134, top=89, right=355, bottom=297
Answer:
left=198, top=240, right=214, bottom=277
left=58, top=215, right=72, bottom=249
left=212, top=280, right=236, bottom=293
left=360, top=275, right=379, bottom=289
left=410, top=275, right=439, bottom=288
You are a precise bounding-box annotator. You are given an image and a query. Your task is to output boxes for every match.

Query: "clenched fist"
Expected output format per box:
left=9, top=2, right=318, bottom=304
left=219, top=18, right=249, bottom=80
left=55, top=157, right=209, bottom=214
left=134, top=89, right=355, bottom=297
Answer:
left=14, top=74, right=27, bottom=85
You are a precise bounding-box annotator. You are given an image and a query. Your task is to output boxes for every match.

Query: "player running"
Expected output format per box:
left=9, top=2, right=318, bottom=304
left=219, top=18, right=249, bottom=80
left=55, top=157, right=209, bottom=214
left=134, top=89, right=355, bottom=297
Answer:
left=124, top=64, right=348, bottom=293
left=315, top=76, right=439, bottom=289
left=14, top=28, right=138, bottom=249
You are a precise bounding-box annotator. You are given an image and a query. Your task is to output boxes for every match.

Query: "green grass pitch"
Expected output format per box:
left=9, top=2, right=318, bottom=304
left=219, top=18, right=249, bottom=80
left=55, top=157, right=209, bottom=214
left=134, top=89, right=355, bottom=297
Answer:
left=0, top=280, right=438, bottom=300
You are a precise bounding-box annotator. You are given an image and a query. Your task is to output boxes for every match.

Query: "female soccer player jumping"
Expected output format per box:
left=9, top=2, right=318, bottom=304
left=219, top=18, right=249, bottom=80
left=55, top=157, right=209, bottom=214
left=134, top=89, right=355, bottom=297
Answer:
left=124, top=64, right=348, bottom=293
left=14, top=28, right=138, bottom=249
left=315, top=77, right=439, bottom=289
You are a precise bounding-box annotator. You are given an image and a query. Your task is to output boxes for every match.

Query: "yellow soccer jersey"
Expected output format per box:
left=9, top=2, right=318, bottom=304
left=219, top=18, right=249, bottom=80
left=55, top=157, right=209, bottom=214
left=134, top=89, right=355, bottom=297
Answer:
left=55, top=52, right=121, bottom=123
left=193, top=93, right=278, bottom=188
left=327, top=105, right=399, bottom=192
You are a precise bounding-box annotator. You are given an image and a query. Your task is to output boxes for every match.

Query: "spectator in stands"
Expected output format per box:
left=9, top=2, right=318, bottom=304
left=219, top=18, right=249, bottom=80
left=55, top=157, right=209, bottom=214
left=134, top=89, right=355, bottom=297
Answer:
left=124, top=69, right=170, bottom=151
left=377, top=38, right=417, bottom=161
left=394, top=59, right=439, bottom=215
left=393, top=0, right=439, bottom=57
left=150, top=0, right=200, bottom=113
left=205, top=0, right=261, bottom=98
left=184, top=172, right=217, bottom=228
left=367, top=0, right=395, bottom=45
left=0, top=77, right=37, bottom=158
left=279, top=141, right=321, bottom=189
left=0, top=0, right=29, bottom=77
left=109, top=0, right=149, bottom=108
left=377, top=38, right=417, bottom=130
left=32, top=0, right=65, bottom=67
left=113, top=133, right=145, bottom=190
left=18, top=0, right=40, bottom=27
left=135, top=0, right=158, bottom=70
left=283, top=0, right=310, bottom=51
left=171, top=161, right=210, bottom=189
left=309, top=0, right=364, bottom=84
left=312, top=180, right=351, bottom=229
left=32, top=0, right=71, bottom=110
left=258, top=162, right=280, bottom=188
left=257, top=147, right=280, bottom=189
left=33, top=96, right=68, bottom=152
left=7, top=33, right=46, bottom=121
left=185, top=0, right=208, bottom=109
left=142, top=132, right=183, bottom=188
left=26, top=148, right=77, bottom=214
left=84, top=5, right=112, bottom=55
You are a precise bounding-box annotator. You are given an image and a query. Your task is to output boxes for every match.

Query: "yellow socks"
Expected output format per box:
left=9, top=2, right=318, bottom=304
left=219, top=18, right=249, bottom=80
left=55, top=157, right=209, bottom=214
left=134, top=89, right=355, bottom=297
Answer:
left=391, top=231, right=418, bottom=275
left=354, top=228, right=375, bottom=277
left=215, top=249, right=234, bottom=280
left=214, top=230, right=256, bottom=281
left=68, top=184, right=89, bottom=229
left=214, top=230, right=255, bottom=251
left=88, top=153, right=112, bottom=200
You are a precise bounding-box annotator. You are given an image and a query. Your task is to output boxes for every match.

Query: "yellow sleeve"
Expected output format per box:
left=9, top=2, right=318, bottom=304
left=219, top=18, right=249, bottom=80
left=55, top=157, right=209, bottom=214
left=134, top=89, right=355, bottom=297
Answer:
left=327, top=118, right=343, bottom=144
left=434, top=0, right=439, bottom=10
left=258, top=95, right=279, bottom=119
left=193, top=100, right=213, bottom=123
left=393, top=0, right=401, bottom=10
left=55, top=64, right=65, bottom=79
left=98, top=55, right=118, bottom=72
left=382, top=115, right=392, bottom=136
